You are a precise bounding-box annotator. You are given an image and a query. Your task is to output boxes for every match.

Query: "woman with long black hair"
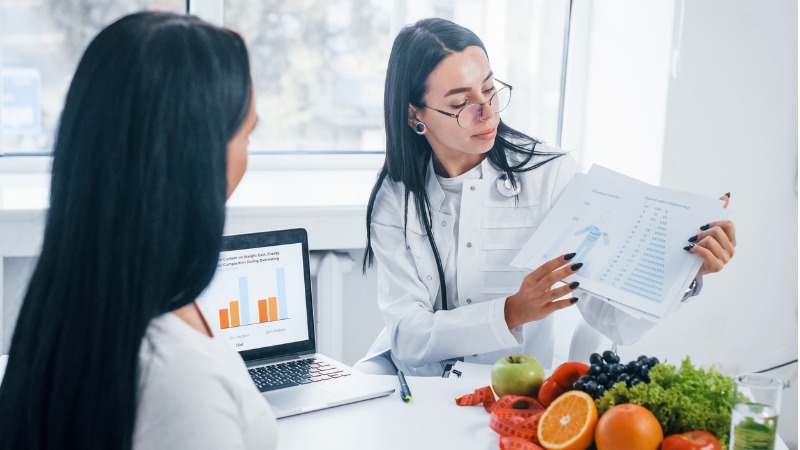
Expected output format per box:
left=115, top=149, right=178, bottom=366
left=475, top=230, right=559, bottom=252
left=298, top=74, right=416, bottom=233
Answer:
left=357, top=18, right=736, bottom=376
left=0, top=12, right=275, bottom=450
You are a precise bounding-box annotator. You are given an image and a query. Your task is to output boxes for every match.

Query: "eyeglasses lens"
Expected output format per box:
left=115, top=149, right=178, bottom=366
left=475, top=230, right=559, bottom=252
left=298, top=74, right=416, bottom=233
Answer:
left=457, top=86, right=511, bottom=128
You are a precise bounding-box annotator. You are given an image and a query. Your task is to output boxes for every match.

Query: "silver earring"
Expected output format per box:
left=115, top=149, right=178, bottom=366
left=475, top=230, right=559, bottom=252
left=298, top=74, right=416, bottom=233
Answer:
left=413, top=121, right=427, bottom=135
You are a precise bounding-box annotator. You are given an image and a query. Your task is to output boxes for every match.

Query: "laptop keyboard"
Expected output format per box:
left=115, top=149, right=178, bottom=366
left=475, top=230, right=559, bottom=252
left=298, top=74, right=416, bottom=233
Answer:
left=248, top=357, right=352, bottom=392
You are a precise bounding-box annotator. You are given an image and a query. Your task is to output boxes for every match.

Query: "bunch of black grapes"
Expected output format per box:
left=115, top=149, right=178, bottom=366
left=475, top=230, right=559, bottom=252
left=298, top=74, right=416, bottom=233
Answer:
left=572, top=350, right=660, bottom=399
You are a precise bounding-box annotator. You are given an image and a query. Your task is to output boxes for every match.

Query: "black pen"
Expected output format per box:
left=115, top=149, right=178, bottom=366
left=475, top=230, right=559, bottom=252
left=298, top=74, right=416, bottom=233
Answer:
left=397, top=369, right=412, bottom=402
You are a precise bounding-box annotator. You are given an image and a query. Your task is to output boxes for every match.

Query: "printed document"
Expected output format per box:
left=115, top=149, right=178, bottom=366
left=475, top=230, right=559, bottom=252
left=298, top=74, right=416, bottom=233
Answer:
left=511, top=165, right=730, bottom=322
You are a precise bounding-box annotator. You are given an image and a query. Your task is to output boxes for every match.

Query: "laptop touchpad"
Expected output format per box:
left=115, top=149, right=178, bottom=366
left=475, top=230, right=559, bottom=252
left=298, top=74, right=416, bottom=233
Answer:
left=265, top=385, right=339, bottom=416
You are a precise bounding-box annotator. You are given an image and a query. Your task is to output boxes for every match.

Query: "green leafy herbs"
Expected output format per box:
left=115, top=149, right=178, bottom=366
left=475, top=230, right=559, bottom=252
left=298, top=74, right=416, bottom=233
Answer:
left=595, top=356, right=742, bottom=449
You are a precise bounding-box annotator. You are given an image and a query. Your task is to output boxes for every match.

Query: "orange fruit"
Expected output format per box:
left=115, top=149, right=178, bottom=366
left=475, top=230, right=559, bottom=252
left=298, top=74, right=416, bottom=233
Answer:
left=537, top=390, right=598, bottom=450
left=594, top=403, right=663, bottom=450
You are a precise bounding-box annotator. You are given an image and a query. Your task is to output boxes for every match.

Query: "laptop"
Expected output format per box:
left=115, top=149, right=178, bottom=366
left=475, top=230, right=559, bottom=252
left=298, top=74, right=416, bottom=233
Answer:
left=197, top=228, right=395, bottom=418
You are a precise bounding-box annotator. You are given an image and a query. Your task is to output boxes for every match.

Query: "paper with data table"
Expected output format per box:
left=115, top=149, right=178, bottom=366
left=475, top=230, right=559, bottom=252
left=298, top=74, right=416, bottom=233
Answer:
left=511, top=165, right=730, bottom=322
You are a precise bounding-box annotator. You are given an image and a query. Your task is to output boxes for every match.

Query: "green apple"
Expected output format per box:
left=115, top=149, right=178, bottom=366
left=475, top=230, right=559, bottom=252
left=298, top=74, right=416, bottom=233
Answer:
left=491, top=354, right=545, bottom=398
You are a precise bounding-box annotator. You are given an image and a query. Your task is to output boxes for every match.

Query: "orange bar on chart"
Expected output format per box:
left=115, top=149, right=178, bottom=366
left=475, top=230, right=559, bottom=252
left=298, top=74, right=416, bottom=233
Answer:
left=230, top=301, right=240, bottom=327
left=219, top=308, right=230, bottom=329
left=258, top=299, right=268, bottom=323
left=268, top=297, right=278, bottom=322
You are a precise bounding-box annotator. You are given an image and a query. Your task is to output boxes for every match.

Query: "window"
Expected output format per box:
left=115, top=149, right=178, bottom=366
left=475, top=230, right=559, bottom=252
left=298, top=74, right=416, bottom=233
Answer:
left=0, top=0, right=571, bottom=155
left=224, top=0, right=571, bottom=152
left=0, top=0, right=185, bottom=155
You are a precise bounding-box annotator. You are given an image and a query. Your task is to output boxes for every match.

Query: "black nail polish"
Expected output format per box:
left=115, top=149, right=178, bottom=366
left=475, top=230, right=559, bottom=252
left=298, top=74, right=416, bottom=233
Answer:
left=564, top=252, right=577, bottom=261
left=688, top=235, right=698, bottom=243
left=700, top=224, right=710, bottom=231
left=570, top=263, right=583, bottom=271
left=570, top=297, right=579, bottom=304
left=684, top=244, right=695, bottom=251
left=569, top=281, right=580, bottom=289
left=725, top=192, right=731, bottom=198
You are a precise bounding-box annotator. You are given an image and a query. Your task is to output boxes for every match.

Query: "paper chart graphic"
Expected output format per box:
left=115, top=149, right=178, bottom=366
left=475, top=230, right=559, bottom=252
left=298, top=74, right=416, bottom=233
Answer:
left=512, top=165, right=729, bottom=321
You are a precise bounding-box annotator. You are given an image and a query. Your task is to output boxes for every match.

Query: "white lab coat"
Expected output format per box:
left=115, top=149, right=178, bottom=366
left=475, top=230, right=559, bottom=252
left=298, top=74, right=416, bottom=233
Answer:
left=361, top=148, right=660, bottom=376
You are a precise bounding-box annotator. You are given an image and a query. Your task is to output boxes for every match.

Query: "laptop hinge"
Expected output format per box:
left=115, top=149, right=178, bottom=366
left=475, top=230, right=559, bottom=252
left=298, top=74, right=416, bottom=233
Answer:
left=245, top=350, right=316, bottom=368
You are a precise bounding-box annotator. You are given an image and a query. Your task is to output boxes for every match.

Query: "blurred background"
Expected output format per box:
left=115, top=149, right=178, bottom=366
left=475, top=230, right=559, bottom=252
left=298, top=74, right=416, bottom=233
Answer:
left=0, top=0, right=796, bottom=447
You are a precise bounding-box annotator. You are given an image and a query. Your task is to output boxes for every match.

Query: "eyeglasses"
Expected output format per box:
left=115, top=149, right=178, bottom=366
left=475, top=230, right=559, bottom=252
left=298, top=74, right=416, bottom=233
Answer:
left=425, top=78, right=512, bottom=129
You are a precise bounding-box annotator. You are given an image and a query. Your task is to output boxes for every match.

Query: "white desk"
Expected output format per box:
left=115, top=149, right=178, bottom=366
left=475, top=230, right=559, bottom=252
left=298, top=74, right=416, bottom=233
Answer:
left=277, top=363, right=790, bottom=450
left=277, top=364, right=501, bottom=449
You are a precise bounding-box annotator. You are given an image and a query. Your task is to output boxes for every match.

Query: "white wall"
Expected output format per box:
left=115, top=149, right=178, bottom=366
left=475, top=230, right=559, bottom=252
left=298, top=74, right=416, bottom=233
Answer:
left=642, top=0, right=797, bottom=378
left=656, top=0, right=797, bottom=444
left=564, top=0, right=798, bottom=446
left=562, top=0, right=677, bottom=184
left=323, top=250, right=383, bottom=366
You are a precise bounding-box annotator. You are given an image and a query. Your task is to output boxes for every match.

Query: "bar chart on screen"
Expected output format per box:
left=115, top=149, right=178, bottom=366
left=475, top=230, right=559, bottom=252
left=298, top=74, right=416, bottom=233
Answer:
left=217, top=270, right=289, bottom=329
left=197, top=242, right=310, bottom=351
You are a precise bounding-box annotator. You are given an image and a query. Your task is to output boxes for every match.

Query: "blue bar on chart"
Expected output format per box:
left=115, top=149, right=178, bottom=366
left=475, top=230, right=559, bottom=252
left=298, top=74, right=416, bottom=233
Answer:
left=276, top=267, right=288, bottom=320
left=238, top=276, right=251, bottom=326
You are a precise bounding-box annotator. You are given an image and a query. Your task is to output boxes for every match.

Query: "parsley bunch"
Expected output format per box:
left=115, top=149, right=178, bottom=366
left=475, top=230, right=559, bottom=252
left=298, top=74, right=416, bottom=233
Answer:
left=595, top=356, right=740, bottom=449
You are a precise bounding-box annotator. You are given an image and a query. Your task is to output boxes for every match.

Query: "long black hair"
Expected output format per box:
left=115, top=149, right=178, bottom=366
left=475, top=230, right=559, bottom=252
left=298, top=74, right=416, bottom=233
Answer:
left=0, top=11, right=251, bottom=450
left=363, top=18, right=562, bottom=309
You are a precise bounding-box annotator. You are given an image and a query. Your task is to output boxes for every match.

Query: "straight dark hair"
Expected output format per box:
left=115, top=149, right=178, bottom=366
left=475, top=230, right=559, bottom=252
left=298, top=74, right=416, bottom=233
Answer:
left=0, top=12, right=251, bottom=450
left=363, top=18, right=562, bottom=309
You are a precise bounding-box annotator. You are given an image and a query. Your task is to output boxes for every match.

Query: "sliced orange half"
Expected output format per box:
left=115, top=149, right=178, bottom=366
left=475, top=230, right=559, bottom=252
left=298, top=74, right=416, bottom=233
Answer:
left=537, top=390, right=598, bottom=450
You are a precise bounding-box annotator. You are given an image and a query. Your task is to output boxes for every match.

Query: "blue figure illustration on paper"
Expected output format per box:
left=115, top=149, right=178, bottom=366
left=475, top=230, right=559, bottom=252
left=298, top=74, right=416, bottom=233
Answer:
left=572, top=211, right=612, bottom=265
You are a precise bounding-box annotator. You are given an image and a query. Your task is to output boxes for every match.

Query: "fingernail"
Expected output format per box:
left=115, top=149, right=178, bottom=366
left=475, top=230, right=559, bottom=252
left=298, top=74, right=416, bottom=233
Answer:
left=569, top=281, right=580, bottom=289
left=725, top=192, right=731, bottom=198
left=688, top=235, right=698, bottom=243
left=570, top=263, right=583, bottom=271
left=700, top=224, right=710, bottom=231
left=570, top=297, right=579, bottom=304
left=683, top=244, right=695, bottom=251
left=564, top=252, right=576, bottom=261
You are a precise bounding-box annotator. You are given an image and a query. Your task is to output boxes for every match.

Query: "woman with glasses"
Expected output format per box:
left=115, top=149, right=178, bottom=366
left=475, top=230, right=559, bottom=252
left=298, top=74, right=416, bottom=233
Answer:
left=357, top=18, right=736, bottom=376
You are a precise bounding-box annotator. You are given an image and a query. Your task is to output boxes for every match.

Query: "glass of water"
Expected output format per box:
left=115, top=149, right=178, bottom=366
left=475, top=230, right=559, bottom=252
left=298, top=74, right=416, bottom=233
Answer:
left=729, top=373, right=783, bottom=450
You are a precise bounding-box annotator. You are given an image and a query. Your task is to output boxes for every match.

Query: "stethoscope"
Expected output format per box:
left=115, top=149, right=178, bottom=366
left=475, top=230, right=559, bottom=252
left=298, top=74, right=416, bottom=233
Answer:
left=495, top=173, right=522, bottom=197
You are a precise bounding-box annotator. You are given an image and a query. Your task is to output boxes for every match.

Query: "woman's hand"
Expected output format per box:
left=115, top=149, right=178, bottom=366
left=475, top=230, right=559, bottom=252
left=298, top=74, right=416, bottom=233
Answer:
left=685, top=220, right=736, bottom=277
left=504, top=253, right=583, bottom=330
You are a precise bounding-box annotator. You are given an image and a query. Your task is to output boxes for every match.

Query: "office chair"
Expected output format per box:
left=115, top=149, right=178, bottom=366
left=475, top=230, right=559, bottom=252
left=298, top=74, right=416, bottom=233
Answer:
left=568, top=318, right=614, bottom=363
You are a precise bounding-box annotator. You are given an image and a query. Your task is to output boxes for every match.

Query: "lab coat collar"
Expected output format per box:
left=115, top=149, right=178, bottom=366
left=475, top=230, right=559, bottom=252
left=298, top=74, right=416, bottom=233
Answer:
left=424, top=157, right=446, bottom=211
left=424, top=153, right=506, bottom=213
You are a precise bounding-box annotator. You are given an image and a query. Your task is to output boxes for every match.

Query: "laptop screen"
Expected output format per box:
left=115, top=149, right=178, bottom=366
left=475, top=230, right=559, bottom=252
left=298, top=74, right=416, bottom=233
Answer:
left=197, top=229, right=316, bottom=361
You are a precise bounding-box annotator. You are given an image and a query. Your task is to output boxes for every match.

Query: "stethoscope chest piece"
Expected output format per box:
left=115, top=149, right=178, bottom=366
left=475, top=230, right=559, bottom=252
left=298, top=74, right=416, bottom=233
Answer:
left=496, top=173, right=521, bottom=197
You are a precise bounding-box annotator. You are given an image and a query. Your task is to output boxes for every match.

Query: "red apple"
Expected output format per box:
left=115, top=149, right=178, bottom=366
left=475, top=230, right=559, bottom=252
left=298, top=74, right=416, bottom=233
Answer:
left=491, top=354, right=545, bottom=397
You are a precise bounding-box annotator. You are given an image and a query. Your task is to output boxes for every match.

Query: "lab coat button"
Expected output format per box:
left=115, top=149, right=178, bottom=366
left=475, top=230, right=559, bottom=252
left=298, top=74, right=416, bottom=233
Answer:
left=466, top=242, right=473, bottom=248
left=427, top=275, right=432, bottom=280
left=466, top=298, right=472, bottom=304
left=470, top=185, right=476, bottom=191
left=441, top=221, right=446, bottom=226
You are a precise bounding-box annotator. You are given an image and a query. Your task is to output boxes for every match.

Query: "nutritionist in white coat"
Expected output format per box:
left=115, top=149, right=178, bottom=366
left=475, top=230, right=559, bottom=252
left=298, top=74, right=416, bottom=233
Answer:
left=356, top=18, right=737, bottom=377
